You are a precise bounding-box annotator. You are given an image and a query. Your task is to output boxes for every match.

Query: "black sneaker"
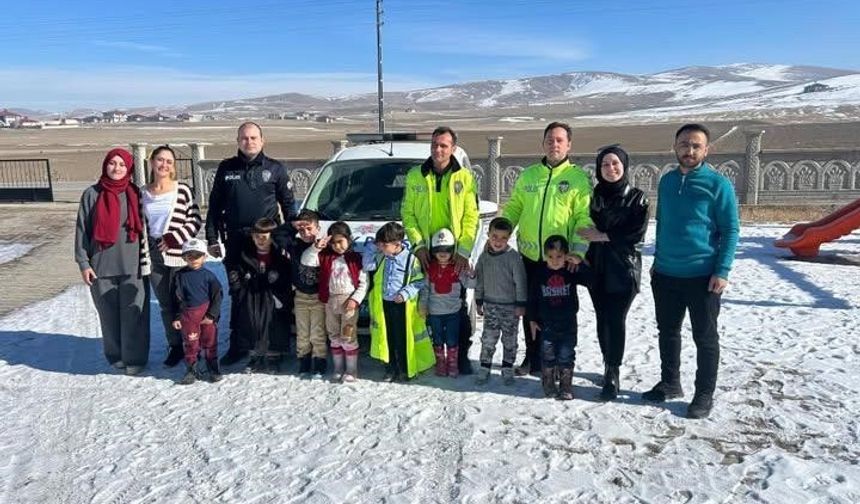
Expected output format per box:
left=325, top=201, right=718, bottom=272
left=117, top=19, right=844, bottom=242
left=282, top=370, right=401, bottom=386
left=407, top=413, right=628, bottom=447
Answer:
left=178, top=365, right=199, bottom=385
left=244, top=356, right=262, bottom=373
left=312, top=357, right=328, bottom=376
left=163, top=346, right=185, bottom=368
left=220, top=348, right=249, bottom=366
left=686, top=393, right=714, bottom=419
left=642, top=381, right=684, bottom=402
left=206, top=360, right=223, bottom=383
left=266, top=355, right=283, bottom=374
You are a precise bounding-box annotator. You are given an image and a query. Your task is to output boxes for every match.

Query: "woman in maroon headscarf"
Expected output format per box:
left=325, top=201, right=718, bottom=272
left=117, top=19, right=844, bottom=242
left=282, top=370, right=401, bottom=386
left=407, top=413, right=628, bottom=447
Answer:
left=74, top=148, right=152, bottom=375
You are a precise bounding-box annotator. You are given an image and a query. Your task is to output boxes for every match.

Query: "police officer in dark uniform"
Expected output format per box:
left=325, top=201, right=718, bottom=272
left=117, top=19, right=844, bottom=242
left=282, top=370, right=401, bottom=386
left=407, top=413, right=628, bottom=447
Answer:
left=205, top=122, right=296, bottom=366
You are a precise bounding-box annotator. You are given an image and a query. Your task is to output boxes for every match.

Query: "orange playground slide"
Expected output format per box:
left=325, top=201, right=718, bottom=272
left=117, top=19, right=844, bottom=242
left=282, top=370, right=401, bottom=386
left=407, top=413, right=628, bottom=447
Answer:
left=774, top=198, right=860, bottom=257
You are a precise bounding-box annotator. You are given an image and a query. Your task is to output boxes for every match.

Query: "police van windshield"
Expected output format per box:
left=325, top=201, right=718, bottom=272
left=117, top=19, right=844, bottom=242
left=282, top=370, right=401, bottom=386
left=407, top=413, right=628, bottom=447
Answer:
left=304, top=159, right=421, bottom=221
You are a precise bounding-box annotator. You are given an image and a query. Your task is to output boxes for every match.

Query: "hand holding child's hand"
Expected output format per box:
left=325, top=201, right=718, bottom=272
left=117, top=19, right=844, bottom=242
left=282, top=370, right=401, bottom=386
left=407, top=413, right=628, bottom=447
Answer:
left=565, top=254, right=581, bottom=272
left=345, top=299, right=359, bottom=313
left=394, top=294, right=405, bottom=304
left=172, top=320, right=182, bottom=330
left=515, top=307, right=525, bottom=318
left=201, top=317, right=214, bottom=325
left=529, top=321, right=541, bottom=341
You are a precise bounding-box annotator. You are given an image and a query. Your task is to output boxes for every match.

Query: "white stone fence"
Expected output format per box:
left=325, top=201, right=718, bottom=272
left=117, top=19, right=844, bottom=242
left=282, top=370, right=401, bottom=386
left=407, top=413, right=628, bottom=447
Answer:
left=129, top=131, right=860, bottom=207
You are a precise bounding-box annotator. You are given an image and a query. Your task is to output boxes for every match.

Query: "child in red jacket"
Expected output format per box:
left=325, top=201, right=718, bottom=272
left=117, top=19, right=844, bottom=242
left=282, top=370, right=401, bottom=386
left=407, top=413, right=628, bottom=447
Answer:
left=302, top=221, right=368, bottom=382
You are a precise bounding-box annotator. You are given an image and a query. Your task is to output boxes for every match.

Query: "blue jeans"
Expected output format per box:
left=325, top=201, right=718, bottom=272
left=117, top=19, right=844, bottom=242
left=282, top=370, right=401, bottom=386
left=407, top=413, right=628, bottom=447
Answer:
left=541, top=324, right=577, bottom=369
left=428, top=312, right=460, bottom=347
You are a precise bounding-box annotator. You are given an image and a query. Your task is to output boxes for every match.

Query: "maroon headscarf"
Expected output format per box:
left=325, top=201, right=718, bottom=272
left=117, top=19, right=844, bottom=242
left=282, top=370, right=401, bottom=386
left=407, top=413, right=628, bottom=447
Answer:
left=92, top=148, right=143, bottom=250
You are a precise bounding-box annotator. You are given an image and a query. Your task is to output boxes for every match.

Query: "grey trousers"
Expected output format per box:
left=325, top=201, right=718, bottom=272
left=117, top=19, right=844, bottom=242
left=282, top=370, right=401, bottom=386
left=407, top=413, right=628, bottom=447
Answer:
left=90, top=274, right=151, bottom=367
left=148, top=249, right=182, bottom=348
left=480, top=303, right=519, bottom=368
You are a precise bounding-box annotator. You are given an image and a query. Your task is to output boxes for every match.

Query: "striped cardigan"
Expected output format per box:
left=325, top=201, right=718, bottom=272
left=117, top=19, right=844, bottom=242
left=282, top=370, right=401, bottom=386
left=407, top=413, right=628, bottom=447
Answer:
left=145, top=182, right=203, bottom=267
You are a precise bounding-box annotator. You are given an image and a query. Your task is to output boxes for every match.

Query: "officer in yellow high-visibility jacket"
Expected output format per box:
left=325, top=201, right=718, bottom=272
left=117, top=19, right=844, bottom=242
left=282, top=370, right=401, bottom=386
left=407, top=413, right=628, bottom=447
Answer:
left=502, top=121, right=593, bottom=376
left=401, top=126, right=480, bottom=374
left=401, top=126, right=479, bottom=274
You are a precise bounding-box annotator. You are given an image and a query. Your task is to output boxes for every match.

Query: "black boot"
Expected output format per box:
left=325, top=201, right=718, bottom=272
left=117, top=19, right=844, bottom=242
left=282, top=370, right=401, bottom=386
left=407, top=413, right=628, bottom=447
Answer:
left=541, top=366, right=557, bottom=397
left=206, top=359, right=223, bottom=383
left=220, top=347, right=249, bottom=366
left=686, top=392, right=714, bottom=419
left=163, top=345, right=184, bottom=368
left=642, top=380, right=684, bottom=402
left=557, top=367, right=574, bottom=401
left=312, top=356, right=327, bottom=379
left=298, top=355, right=312, bottom=376
left=244, top=355, right=265, bottom=373
left=178, top=364, right=200, bottom=385
left=600, top=365, right=620, bottom=401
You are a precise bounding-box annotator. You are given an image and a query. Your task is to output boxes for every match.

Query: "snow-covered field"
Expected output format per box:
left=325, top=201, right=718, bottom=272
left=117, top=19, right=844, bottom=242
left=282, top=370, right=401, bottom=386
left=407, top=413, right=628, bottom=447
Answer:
left=0, top=224, right=858, bottom=503
left=0, top=241, right=33, bottom=265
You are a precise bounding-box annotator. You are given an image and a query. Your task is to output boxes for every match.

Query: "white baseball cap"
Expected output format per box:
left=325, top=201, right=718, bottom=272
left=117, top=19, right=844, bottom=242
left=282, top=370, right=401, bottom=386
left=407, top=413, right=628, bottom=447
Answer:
left=431, top=228, right=456, bottom=252
left=181, top=238, right=208, bottom=256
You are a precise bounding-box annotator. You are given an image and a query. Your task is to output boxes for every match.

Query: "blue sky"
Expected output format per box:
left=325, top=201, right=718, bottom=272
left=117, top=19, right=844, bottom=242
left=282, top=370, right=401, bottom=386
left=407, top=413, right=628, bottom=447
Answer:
left=1, top=0, right=858, bottom=110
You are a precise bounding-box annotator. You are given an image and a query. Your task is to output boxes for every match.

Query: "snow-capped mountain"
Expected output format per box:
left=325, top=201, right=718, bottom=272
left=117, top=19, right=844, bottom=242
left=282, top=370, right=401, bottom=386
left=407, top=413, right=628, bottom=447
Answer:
left=97, top=64, right=860, bottom=120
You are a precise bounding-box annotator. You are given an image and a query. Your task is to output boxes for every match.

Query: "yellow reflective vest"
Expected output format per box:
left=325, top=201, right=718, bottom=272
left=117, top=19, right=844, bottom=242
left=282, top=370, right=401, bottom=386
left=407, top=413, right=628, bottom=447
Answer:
left=367, top=252, right=436, bottom=378
left=502, top=158, right=593, bottom=262
left=401, top=157, right=479, bottom=258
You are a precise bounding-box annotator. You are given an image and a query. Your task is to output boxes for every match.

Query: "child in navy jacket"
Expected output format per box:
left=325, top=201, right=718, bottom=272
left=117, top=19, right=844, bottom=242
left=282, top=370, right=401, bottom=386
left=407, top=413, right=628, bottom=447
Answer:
left=528, top=235, right=592, bottom=400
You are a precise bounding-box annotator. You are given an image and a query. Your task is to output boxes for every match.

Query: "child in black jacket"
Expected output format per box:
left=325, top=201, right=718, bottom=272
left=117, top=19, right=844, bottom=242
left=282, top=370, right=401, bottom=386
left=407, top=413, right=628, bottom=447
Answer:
left=228, top=217, right=292, bottom=373
left=528, top=235, right=592, bottom=400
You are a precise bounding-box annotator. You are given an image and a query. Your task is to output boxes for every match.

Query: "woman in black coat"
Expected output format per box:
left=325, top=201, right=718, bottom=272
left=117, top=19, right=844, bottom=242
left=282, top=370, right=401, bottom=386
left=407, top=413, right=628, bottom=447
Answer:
left=579, top=145, right=649, bottom=400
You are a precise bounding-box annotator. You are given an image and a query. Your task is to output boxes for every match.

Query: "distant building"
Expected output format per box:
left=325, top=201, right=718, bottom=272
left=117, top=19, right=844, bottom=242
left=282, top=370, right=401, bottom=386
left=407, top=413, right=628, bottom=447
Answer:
left=316, top=115, right=336, bottom=123
left=803, top=82, right=832, bottom=94
left=293, top=111, right=317, bottom=121
left=43, top=118, right=80, bottom=128
left=17, top=118, right=44, bottom=129
left=102, top=110, right=127, bottom=123
left=177, top=113, right=196, bottom=122
left=80, top=115, right=103, bottom=124
left=405, top=108, right=417, bottom=113
left=0, top=109, right=23, bottom=127
left=268, top=112, right=288, bottom=120
left=127, top=113, right=147, bottom=122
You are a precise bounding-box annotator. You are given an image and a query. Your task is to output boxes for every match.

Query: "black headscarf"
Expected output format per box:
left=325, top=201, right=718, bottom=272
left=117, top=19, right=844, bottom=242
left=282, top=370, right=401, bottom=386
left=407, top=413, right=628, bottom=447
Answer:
left=594, top=144, right=630, bottom=197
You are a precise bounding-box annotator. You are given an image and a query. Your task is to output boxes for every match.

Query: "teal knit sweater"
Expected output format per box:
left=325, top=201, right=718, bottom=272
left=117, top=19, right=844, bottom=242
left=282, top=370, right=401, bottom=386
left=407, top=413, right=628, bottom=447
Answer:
left=654, top=163, right=740, bottom=279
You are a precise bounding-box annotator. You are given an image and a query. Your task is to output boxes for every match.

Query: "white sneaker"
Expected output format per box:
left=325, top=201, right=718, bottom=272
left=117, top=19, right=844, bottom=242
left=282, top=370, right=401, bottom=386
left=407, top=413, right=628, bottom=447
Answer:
left=342, top=373, right=357, bottom=383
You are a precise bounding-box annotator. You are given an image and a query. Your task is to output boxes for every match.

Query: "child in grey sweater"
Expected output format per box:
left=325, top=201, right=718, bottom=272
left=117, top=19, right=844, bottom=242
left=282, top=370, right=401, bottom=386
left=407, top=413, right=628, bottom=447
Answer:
left=474, top=217, right=528, bottom=385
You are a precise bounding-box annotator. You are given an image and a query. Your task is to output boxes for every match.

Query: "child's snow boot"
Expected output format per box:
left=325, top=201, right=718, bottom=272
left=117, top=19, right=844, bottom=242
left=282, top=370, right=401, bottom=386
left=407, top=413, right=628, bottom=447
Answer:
left=433, top=346, right=447, bottom=376
left=343, top=349, right=359, bottom=383
left=501, top=366, right=515, bottom=386
left=298, top=354, right=312, bottom=377
left=206, top=359, right=223, bottom=383
left=331, top=347, right=345, bottom=382
left=178, top=364, right=200, bottom=385
left=475, top=365, right=491, bottom=385
left=312, top=356, right=327, bottom=380
left=446, top=346, right=459, bottom=378
left=541, top=366, right=557, bottom=397
left=557, top=367, right=574, bottom=401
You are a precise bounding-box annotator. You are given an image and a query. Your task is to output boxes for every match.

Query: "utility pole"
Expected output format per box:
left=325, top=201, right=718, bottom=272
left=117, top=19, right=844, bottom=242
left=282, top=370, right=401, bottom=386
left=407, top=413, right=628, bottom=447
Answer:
left=376, top=0, right=385, bottom=134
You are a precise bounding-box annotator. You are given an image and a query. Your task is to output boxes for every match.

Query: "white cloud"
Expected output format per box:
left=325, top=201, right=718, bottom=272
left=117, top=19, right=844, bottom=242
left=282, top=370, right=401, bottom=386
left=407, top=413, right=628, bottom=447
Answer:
left=92, top=40, right=182, bottom=57
left=0, top=66, right=438, bottom=111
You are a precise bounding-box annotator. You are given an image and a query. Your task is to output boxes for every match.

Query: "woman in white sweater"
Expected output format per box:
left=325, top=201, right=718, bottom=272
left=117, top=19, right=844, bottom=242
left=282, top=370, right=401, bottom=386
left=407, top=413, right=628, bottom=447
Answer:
left=142, top=145, right=203, bottom=367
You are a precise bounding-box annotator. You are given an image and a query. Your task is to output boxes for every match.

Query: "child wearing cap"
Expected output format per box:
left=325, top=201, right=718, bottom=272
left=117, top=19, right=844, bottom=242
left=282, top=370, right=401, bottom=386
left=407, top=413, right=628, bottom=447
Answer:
left=301, top=221, right=368, bottom=382
left=171, top=238, right=223, bottom=384
left=474, top=217, right=528, bottom=386
left=229, top=217, right=292, bottom=373
left=419, top=228, right=473, bottom=378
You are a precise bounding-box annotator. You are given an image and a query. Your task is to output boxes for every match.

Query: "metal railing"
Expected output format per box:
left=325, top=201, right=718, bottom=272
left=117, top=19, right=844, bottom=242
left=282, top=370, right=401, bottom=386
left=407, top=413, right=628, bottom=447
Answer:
left=0, top=158, right=54, bottom=202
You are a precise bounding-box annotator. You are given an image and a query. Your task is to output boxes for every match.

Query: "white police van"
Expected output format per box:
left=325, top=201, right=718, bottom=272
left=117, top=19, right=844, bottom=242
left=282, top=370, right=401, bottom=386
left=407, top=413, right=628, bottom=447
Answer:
left=301, top=132, right=498, bottom=332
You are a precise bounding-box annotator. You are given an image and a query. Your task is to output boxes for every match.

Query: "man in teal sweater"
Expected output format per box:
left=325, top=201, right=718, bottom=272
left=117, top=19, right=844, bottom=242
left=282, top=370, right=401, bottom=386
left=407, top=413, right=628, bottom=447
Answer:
left=642, top=123, right=739, bottom=419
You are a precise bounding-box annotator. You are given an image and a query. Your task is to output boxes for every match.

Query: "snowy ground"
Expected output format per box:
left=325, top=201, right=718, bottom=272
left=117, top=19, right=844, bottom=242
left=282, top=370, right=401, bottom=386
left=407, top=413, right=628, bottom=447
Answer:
left=0, top=241, right=33, bottom=265
left=1, top=224, right=858, bottom=503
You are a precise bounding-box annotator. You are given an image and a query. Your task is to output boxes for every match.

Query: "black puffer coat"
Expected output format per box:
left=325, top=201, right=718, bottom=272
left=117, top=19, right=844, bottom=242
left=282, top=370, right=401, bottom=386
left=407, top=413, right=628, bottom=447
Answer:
left=586, top=184, right=649, bottom=293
